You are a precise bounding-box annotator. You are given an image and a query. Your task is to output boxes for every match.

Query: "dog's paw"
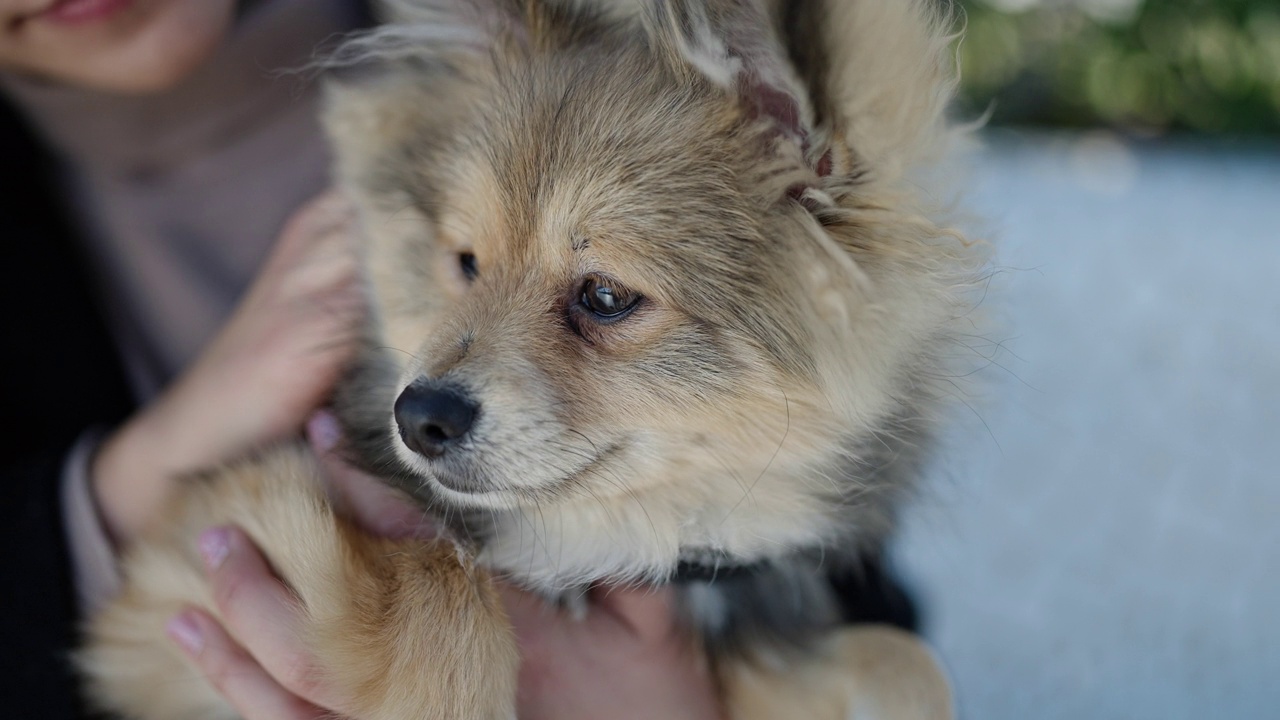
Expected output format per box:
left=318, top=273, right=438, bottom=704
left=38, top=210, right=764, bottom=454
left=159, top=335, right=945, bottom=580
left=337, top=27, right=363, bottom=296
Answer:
left=722, top=625, right=954, bottom=720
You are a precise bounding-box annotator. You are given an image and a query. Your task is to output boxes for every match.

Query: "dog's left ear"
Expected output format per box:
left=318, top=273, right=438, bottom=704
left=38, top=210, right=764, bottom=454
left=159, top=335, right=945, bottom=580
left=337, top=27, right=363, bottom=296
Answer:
left=641, top=0, right=830, bottom=200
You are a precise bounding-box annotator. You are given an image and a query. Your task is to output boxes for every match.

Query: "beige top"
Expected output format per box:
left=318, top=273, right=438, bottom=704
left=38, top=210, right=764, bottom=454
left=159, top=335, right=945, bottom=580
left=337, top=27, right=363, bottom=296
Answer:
left=3, top=0, right=366, bottom=612
left=5, top=0, right=365, bottom=399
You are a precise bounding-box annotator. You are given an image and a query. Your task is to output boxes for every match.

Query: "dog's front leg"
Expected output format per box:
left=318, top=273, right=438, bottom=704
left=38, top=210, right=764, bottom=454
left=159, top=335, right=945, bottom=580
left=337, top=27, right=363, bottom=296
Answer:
left=79, top=443, right=517, bottom=720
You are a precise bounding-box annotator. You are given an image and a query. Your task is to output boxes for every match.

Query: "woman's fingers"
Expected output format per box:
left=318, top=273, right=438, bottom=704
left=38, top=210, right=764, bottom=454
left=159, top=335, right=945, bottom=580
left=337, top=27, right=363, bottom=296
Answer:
left=307, top=410, right=438, bottom=540
left=166, top=608, right=327, bottom=720
left=498, top=581, right=725, bottom=720
left=590, top=584, right=679, bottom=640
left=196, top=526, right=344, bottom=711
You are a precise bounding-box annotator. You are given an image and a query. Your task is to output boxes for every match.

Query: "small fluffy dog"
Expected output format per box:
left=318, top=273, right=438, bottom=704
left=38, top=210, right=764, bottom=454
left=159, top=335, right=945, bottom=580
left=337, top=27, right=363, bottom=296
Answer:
left=82, top=0, right=981, bottom=718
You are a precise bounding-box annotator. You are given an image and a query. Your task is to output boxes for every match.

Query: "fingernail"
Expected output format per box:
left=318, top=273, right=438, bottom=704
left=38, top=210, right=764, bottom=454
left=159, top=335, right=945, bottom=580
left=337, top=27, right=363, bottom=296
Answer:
left=166, top=612, right=204, bottom=656
left=307, top=410, right=341, bottom=452
left=197, top=527, right=231, bottom=570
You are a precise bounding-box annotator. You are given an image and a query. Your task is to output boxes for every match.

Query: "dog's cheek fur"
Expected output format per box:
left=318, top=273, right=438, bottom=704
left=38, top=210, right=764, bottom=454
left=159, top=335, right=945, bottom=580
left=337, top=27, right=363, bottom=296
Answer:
left=323, top=74, right=493, bottom=482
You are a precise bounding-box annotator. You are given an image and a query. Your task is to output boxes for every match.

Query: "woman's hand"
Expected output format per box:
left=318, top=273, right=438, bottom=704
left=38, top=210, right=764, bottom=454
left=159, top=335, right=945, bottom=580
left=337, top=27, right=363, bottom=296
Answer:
left=168, top=539, right=724, bottom=720
left=504, top=583, right=726, bottom=720
left=92, top=192, right=364, bottom=547
left=164, top=417, right=725, bottom=720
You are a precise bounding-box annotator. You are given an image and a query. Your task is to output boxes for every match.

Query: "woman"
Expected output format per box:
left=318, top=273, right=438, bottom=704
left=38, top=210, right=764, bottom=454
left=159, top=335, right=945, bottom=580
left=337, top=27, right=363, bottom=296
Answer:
left=0, top=1, right=724, bottom=718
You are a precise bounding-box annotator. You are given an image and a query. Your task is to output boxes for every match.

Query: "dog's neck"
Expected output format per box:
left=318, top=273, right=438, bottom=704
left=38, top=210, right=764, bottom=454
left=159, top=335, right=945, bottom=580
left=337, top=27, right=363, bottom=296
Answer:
left=460, top=496, right=842, bottom=592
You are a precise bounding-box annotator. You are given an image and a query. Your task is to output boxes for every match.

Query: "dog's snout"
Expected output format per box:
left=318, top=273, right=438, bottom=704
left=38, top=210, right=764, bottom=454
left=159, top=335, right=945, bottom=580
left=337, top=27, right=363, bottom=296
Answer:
left=394, top=382, right=479, bottom=459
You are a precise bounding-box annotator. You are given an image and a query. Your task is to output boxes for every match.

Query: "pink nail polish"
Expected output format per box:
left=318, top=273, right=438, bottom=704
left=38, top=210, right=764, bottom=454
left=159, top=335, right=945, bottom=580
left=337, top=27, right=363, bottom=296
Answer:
left=166, top=613, right=204, bottom=655
left=307, top=410, right=341, bottom=452
left=197, top=527, right=231, bottom=570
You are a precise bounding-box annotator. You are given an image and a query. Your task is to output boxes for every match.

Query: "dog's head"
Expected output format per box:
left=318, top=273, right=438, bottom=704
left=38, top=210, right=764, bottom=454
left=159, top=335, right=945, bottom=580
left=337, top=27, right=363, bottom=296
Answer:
left=326, top=0, right=980, bottom=583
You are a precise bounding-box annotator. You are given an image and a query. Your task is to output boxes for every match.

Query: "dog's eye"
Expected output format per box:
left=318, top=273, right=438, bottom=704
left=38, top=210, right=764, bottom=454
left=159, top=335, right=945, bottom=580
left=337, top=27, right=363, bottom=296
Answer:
left=580, top=277, right=640, bottom=320
left=459, top=252, right=478, bottom=281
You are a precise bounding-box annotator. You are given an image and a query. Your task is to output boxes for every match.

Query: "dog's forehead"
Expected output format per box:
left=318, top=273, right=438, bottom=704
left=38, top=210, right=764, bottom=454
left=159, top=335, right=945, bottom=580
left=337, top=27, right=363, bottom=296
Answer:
left=401, top=52, right=815, bottom=377
left=446, top=55, right=773, bottom=285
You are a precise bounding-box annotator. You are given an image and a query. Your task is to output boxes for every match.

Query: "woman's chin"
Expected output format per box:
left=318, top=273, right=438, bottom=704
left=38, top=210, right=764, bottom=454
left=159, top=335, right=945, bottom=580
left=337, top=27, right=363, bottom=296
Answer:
left=10, top=0, right=236, bottom=95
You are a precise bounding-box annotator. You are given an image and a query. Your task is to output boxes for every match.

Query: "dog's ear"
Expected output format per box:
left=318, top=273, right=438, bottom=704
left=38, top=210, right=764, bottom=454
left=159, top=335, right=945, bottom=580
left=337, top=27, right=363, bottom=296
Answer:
left=330, top=0, right=598, bottom=67
left=324, top=0, right=515, bottom=68
left=644, top=0, right=810, bottom=139
left=795, top=0, right=960, bottom=184
left=640, top=0, right=830, bottom=208
left=643, top=0, right=960, bottom=194
left=320, top=0, right=550, bottom=191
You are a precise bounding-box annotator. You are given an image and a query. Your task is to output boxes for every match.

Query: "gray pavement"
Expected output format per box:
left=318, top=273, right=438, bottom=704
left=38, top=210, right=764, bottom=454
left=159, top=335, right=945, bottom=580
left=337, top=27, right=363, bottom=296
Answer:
left=892, top=130, right=1280, bottom=720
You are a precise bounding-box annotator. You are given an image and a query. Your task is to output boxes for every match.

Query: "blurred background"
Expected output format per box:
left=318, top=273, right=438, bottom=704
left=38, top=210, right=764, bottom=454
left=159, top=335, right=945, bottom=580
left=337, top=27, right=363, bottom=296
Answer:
left=958, top=0, right=1279, bottom=134
left=892, top=1, right=1278, bottom=718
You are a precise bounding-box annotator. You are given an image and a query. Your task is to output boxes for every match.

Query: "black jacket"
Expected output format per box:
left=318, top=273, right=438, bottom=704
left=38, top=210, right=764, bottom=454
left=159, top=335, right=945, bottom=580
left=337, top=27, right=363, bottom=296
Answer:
left=0, top=97, right=133, bottom=720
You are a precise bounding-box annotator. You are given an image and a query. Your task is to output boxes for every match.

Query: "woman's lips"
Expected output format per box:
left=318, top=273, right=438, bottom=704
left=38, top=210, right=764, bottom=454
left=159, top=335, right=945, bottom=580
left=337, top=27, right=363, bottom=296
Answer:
left=35, top=0, right=133, bottom=26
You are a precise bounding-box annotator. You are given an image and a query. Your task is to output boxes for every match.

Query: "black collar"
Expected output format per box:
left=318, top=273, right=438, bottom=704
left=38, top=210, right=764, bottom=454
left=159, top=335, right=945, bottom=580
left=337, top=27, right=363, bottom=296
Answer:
left=672, top=558, right=765, bottom=584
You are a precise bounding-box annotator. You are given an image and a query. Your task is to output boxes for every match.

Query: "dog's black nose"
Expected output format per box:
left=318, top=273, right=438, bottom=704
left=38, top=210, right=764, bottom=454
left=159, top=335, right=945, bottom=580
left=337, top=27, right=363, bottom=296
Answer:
left=394, top=382, right=479, bottom=459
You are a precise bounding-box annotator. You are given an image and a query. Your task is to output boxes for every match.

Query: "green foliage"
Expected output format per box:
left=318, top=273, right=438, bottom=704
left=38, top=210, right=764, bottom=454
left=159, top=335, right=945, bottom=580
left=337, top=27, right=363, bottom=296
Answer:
left=958, top=0, right=1280, bottom=134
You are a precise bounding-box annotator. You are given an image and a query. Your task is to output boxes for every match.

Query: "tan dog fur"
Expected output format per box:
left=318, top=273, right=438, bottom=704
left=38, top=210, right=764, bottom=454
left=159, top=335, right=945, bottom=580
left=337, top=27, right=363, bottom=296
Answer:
left=82, top=0, right=978, bottom=717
